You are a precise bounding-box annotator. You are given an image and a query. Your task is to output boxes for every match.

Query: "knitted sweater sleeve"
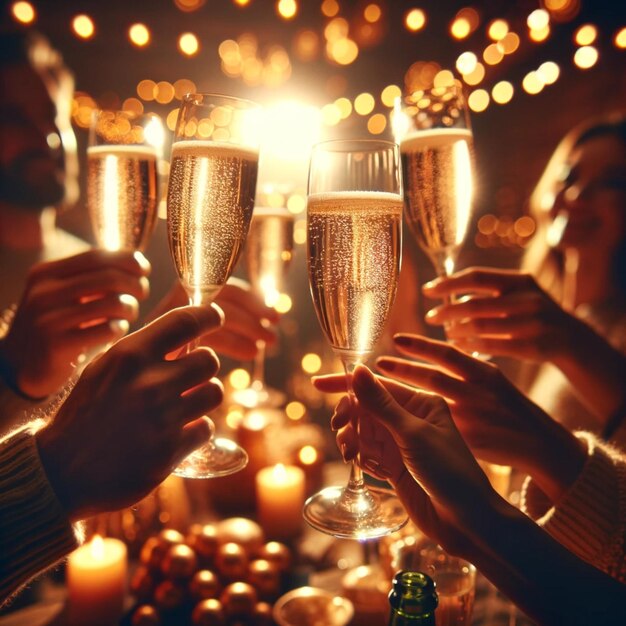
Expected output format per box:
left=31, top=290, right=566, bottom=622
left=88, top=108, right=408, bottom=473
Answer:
left=521, top=432, right=626, bottom=582
left=0, top=424, right=82, bottom=606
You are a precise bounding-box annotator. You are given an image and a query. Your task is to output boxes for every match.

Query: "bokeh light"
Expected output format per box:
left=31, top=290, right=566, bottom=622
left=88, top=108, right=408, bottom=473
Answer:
left=483, top=43, right=504, bottom=65
left=301, top=353, right=322, bottom=374
left=522, top=71, right=544, bottom=94
left=72, top=14, right=95, bottom=39
left=293, top=29, right=320, bottom=61
left=537, top=61, right=560, bottom=84
left=574, top=24, right=597, bottom=46
left=468, top=89, right=489, bottom=112
left=137, top=79, right=157, bottom=101
left=450, top=17, right=471, bottom=39
left=173, top=78, right=196, bottom=100
left=155, top=81, right=175, bottom=104
left=527, top=9, right=550, bottom=30
left=277, top=0, right=298, bottom=20
left=499, top=31, right=520, bottom=54
left=462, top=61, right=485, bottom=86
left=178, top=32, right=199, bottom=56
left=11, top=1, right=35, bottom=24
left=275, top=293, right=292, bottom=313
left=529, top=25, right=551, bottom=42
left=456, top=51, right=478, bottom=75
left=364, top=4, right=382, bottom=23
left=491, top=81, right=514, bottom=104
left=354, top=92, right=375, bottom=115
left=367, top=113, right=387, bottom=135
left=286, top=401, right=306, bottom=421
left=381, top=84, right=401, bottom=107
left=405, top=9, right=426, bottom=32
left=129, top=23, right=150, bottom=47
left=488, top=19, right=509, bottom=41
left=574, top=45, right=599, bottom=69
left=229, top=368, right=251, bottom=390
left=321, top=0, right=339, bottom=18
left=615, top=27, right=626, bottom=49
left=334, top=97, right=353, bottom=118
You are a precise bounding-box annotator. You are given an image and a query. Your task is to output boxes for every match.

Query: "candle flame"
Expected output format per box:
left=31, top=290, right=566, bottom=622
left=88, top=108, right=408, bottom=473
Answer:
left=273, top=463, right=287, bottom=481
left=90, top=534, right=105, bottom=560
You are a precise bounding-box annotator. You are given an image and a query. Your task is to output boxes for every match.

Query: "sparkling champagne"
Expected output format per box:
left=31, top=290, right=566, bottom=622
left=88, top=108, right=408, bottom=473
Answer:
left=167, top=140, right=258, bottom=304
left=307, top=191, right=402, bottom=360
left=246, top=207, right=294, bottom=304
left=87, top=145, right=158, bottom=251
left=400, top=128, right=473, bottom=265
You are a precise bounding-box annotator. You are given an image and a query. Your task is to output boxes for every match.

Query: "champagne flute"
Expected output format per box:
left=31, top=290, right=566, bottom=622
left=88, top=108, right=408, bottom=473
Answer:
left=303, top=139, right=408, bottom=539
left=233, top=204, right=295, bottom=408
left=394, top=83, right=473, bottom=279
left=167, top=93, right=260, bottom=478
left=87, top=109, right=163, bottom=251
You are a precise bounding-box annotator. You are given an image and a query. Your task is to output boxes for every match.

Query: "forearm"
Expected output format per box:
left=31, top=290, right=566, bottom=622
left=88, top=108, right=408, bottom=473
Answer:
left=553, top=317, right=626, bottom=422
left=465, top=497, right=626, bottom=626
left=0, top=425, right=81, bottom=606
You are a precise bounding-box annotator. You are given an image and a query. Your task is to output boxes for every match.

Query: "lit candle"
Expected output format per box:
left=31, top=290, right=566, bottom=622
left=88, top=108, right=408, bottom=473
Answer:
left=255, top=463, right=305, bottom=540
left=294, top=445, right=324, bottom=493
left=67, top=535, right=128, bottom=625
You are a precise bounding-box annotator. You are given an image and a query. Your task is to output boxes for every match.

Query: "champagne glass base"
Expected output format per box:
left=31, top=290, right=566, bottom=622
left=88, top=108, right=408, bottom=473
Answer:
left=173, top=437, right=248, bottom=479
left=303, top=485, right=408, bottom=540
left=231, top=385, right=286, bottom=409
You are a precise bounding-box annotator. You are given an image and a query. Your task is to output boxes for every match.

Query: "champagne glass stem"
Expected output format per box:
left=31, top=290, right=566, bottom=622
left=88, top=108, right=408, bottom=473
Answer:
left=343, top=358, right=366, bottom=493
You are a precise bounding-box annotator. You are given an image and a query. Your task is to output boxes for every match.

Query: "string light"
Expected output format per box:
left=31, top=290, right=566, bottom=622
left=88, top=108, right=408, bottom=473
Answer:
left=498, top=32, right=520, bottom=54
left=354, top=92, right=375, bottom=115
left=522, top=71, right=544, bottom=94
left=178, top=32, right=199, bottom=56
left=529, top=25, right=551, bottom=43
left=129, top=23, right=150, bottom=47
left=462, top=61, right=485, bottom=86
left=574, top=46, right=599, bottom=69
left=527, top=9, right=550, bottom=30
left=405, top=9, right=426, bottom=32
left=488, top=19, right=509, bottom=41
left=456, top=51, right=478, bottom=75
left=468, top=89, right=489, bottom=112
left=450, top=17, right=471, bottom=39
left=537, top=61, right=560, bottom=85
left=574, top=24, right=597, bottom=46
left=72, top=14, right=95, bottom=39
left=11, top=1, right=36, bottom=24
left=381, top=84, right=401, bottom=107
left=483, top=43, right=504, bottom=65
left=137, top=79, right=157, bottom=101
left=491, top=81, right=514, bottom=104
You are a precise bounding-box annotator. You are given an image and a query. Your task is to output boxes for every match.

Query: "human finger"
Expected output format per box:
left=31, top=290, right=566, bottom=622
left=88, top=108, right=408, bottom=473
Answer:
left=176, top=417, right=214, bottom=461
left=376, top=357, right=466, bottom=399
left=422, top=267, right=534, bottom=297
left=179, top=379, right=224, bottom=418
left=27, top=249, right=150, bottom=282
left=217, top=300, right=277, bottom=344
left=330, top=395, right=351, bottom=430
left=200, top=331, right=258, bottom=361
left=445, top=315, right=543, bottom=339
left=392, top=333, right=482, bottom=378
left=424, top=292, right=537, bottom=325
left=45, top=294, right=140, bottom=331
left=163, top=347, right=221, bottom=394
left=312, top=373, right=350, bottom=393
left=124, top=305, right=224, bottom=358
left=336, top=424, right=358, bottom=461
left=63, top=319, right=130, bottom=349
left=448, top=336, right=537, bottom=360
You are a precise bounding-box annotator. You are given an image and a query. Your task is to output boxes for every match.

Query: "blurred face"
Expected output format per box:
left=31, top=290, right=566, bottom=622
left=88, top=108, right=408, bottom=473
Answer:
left=550, top=134, right=626, bottom=253
left=0, top=63, right=66, bottom=211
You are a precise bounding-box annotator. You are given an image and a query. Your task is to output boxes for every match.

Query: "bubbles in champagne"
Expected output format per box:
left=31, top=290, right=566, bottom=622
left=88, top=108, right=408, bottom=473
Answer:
left=400, top=128, right=473, bottom=265
left=307, top=191, right=402, bottom=360
left=87, top=145, right=158, bottom=251
left=167, top=140, right=258, bottom=304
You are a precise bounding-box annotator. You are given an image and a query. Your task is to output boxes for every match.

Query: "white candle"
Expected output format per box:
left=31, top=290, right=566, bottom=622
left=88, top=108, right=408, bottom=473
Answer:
left=256, top=463, right=305, bottom=540
left=67, top=535, right=127, bottom=625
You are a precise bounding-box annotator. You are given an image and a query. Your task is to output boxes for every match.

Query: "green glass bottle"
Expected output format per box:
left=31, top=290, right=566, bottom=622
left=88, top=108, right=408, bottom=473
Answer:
left=387, top=570, right=439, bottom=625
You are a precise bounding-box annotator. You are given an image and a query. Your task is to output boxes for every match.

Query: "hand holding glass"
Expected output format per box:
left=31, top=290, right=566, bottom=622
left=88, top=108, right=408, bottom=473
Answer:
left=303, top=140, right=408, bottom=539
left=166, top=93, right=260, bottom=478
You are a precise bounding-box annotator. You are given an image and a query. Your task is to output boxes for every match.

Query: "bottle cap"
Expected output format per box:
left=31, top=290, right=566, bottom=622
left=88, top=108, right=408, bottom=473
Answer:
left=388, top=570, right=438, bottom=617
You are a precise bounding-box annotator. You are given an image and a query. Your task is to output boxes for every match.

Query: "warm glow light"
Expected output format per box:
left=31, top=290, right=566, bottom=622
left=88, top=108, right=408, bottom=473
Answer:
left=529, top=25, right=550, bottom=42
left=574, top=24, right=597, bottom=46
left=173, top=78, right=196, bottom=100
left=122, top=98, right=144, bottom=115
left=229, top=368, right=251, bottom=390
left=522, top=71, right=544, bottom=94
left=286, top=401, right=306, bottom=420
left=364, top=4, right=381, bottom=23
left=335, top=97, right=353, bottom=118
left=277, top=0, right=297, bottom=20
left=287, top=194, right=306, bottom=214
left=456, top=51, right=478, bottom=75
left=275, top=293, right=292, bottom=313
left=527, top=9, right=550, bottom=30
left=226, top=407, right=244, bottom=429
left=178, top=32, right=199, bottom=56
left=488, top=19, right=509, bottom=41
left=166, top=108, right=179, bottom=131
left=574, top=45, right=598, bottom=69
left=321, top=0, right=339, bottom=18
left=514, top=216, right=536, bottom=237
left=129, top=23, right=150, bottom=47
left=367, top=113, right=386, bottom=135
left=325, top=18, right=349, bottom=41
left=354, top=92, right=375, bottom=115
left=381, top=85, right=401, bottom=108
left=301, top=353, right=322, bottom=374
left=499, top=31, right=520, bottom=54
left=299, top=445, right=318, bottom=464
left=321, top=103, right=342, bottom=126
left=483, top=43, right=503, bottom=65
left=294, top=30, right=319, bottom=61
left=328, top=38, right=359, bottom=65
left=492, top=81, right=514, bottom=104
left=462, top=62, right=485, bottom=86
left=615, top=27, right=626, bottom=49
left=451, top=17, right=471, bottom=39
left=155, top=81, right=175, bottom=104
left=137, top=79, right=156, bottom=101
left=433, top=69, right=455, bottom=88
left=537, top=61, right=560, bottom=84
left=11, top=1, right=35, bottom=24
left=234, top=0, right=251, bottom=5
left=468, top=89, right=489, bottom=112
left=405, top=8, right=426, bottom=32
left=72, top=15, right=95, bottom=39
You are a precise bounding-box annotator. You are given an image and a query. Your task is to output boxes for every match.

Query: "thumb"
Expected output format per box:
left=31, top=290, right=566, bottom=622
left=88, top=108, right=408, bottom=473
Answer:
left=352, top=365, right=414, bottom=440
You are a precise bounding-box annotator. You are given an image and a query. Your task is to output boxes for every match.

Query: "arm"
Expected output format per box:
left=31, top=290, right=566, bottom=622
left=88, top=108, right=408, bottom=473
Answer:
left=423, top=267, right=626, bottom=422
left=315, top=367, right=626, bottom=625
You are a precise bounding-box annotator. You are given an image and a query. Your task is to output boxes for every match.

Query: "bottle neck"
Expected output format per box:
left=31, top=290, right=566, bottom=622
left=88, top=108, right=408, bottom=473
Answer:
left=388, top=609, right=436, bottom=625
left=388, top=571, right=438, bottom=626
